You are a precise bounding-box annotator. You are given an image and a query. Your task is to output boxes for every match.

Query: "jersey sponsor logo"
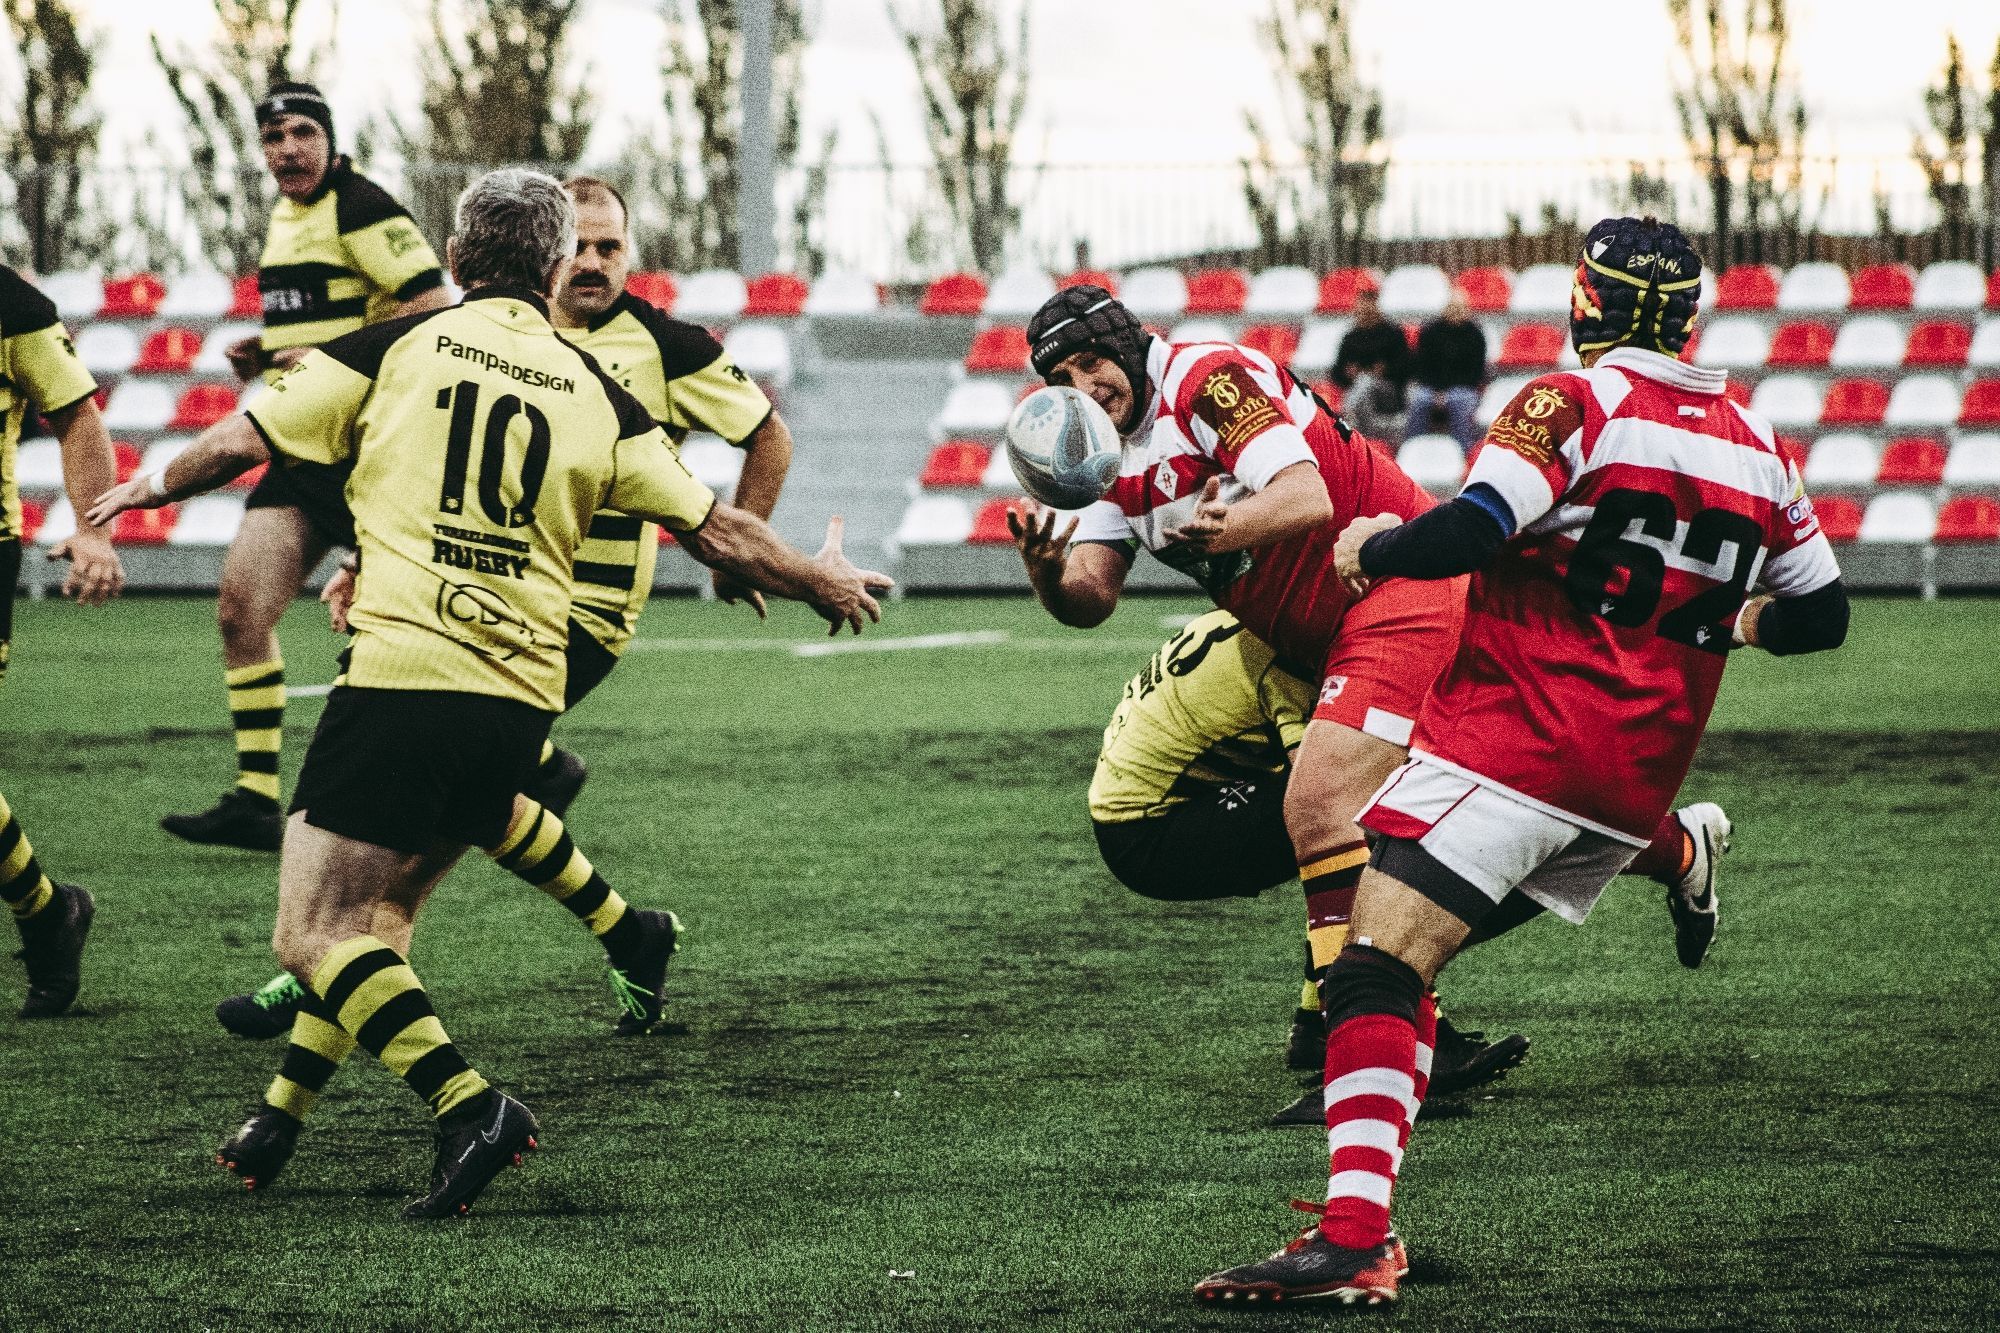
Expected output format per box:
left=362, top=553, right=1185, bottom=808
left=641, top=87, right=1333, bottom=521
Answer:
left=1489, top=382, right=1578, bottom=466
left=1154, top=458, right=1178, bottom=500
left=434, top=334, right=577, bottom=393
left=1488, top=412, right=1554, bottom=464
left=1521, top=386, right=1568, bottom=420
left=1201, top=369, right=1242, bottom=410
left=431, top=535, right=530, bottom=579
left=434, top=581, right=537, bottom=660
left=1192, top=363, right=1281, bottom=454
left=382, top=220, right=424, bottom=258
left=1319, top=674, right=1348, bottom=706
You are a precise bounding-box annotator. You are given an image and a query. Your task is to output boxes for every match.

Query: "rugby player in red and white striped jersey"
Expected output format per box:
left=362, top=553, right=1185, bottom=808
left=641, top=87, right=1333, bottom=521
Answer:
left=1195, top=218, right=1849, bottom=1308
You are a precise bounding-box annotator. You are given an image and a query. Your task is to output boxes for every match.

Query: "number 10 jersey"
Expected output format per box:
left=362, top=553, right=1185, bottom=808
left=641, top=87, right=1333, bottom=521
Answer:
left=1413, top=347, right=1841, bottom=841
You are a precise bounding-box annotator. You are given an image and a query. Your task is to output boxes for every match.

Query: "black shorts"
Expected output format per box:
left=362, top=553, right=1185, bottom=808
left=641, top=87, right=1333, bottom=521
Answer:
left=291, top=686, right=555, bottom=855
left=564, top=618, right=619, bottom=711
left=0, top=538, right=18, bottom=686
left=1093, top=775, right=1298, bottom=902
left=246, top=459, right=358, bottom=549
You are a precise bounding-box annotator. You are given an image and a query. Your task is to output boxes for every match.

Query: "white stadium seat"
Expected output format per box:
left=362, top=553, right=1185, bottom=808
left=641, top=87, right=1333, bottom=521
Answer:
left=1508, top=264, right=1573, bottom=313
left=1168, top=318, right=1232, bottom=346
left=159, top=269, right=234, bottom=319
left=1828, top=317, right=1907, bottom=369
left=1118, top=267, right=1188, bottom=319
left=1777, top=262, right=1851, bottom=311
left=1884, top=375, right=1962, bottom=430
left=1859, top=493, right=1936, bottom=542
left=1803, top=434, right=1880, bottom=488
left=36, top=498, right=77, bottom=545
left=1377, top=264, right=1449, bottom=317
left=1699, top=268, right=1718, bottom=309
left=195, top=323, right=262, bottom=375
left=892, top=495, right=974, bottom=547
left=75, top=325, right=139, bottom=376
left=102, top=381, right=174, bottom=432
left=13, top=440, right=64, bottom=492
left=1244, top=267, right=1319, bottom=318
left=1943, top=435, right=2000, bottom=489
left=1476, top=375, right=1530, bottom=426
left=980, top=445, right=1019, bottom=489
left=673, top=269, right=747, bottom=320
left=722, top=323, right=793, bottom=388
left=804, top=271, right=880, bottom=316
left=1396, top=434, right=1465, bottom=491
left=169, top=494, right=245, bottom=546
left=139, top=438, right=192, bottom=475
left=40, top=270, right=102, bottom=322
left=1968, top=319, right=2000, bottom=369
left=1694, top=317, right=1770, bottom=370
left=678, top=438, right=744, bottom=492
left=1913, top=261, right=1986, bottom=312
left=1747, top=375, right=1824, bottom=429
left=1293, top=318, right=1350, bottom=377
left=934, top=380, right=1015, bottom=436
left=982, top=267, right=1056, bottom=318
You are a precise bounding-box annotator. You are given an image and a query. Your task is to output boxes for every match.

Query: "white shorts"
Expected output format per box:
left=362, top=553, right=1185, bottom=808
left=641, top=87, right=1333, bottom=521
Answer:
left=1357, top=756, right=1640, bottom=924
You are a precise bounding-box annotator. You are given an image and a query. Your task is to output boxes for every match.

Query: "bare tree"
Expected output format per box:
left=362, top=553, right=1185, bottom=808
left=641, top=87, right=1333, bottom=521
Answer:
left=1912, top=33, right=2000, bottom=263
left=1241, top=0, right=1387, bottom=271
left=0, top=0, right=105, bottom=272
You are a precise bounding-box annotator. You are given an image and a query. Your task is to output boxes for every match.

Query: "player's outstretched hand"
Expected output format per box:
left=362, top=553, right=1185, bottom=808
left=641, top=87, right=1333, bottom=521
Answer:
left=1164, top=476, right=1230, bottom=553
left=1007, top=500, right=1077, bottom=585
left=1333, top=512, right=1401, bottom=599
left=810, top=515, right=894, bottom=636
left=47, top=529, right=124, bottom=607
left=713, top=568, right=768, bottom=620
left=85, top=473, right=166, bottom=529
left=321, top=564, right=357, bottom=633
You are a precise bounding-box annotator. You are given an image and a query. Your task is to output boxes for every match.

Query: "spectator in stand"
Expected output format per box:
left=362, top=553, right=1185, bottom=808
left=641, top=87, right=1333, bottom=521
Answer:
left=1405, top=290, right=1488, bottom=452
left=1331, top=285, right=1411, bottom=445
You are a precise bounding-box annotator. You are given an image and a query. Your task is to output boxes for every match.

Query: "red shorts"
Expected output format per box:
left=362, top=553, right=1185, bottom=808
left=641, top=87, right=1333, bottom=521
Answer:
left=1310, top=574, right=1468, bottom=743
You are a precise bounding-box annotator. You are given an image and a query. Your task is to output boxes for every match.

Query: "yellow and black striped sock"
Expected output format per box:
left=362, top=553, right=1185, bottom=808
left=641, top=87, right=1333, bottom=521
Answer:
left=488, top=798, right=644, bottom=970
left=1298, top=942, right=1322, bottom=1013
left=1301, top=839, right=1370, bottom=973
left=227, top=658, right=285, bottom=801
left=311, top=936, right=488, bottom=1119
left=0, top=791, right=55, bottom=921
left=263, top=989, right=356, bottom=1123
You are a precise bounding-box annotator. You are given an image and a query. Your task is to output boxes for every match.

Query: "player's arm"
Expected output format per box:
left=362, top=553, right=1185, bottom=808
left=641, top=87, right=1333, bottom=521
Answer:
left=731, top=411, right=794, bottom=522
left=341, top=180, right=448, bottom=319
left=1166, top=461, right=1332, bottom=556
left=1734, top=582, right=1849, bottom=655
left=44, top=396, right=124, bottom=604
left=88, top=414, right=268, bottom=521
left=1008, top=501, right=1130, bottom=628
left=1161, top=354, right=1331, bottom=555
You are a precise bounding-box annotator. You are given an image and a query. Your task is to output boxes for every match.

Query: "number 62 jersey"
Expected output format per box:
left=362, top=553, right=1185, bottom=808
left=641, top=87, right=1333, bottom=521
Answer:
left=1411, top=346, right=1841, bottom=842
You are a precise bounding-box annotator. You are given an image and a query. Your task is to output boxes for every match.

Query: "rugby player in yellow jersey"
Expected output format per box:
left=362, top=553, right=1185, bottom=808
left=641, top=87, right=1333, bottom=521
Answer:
left=0, top=265, right=125, bottom=1017
left=91, top=169, right=890, bottom=1218
left=162, top=81, right=451, bottom=855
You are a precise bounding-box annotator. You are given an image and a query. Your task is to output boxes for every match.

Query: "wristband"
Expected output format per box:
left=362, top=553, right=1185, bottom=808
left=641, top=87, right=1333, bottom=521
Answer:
left=145, top=471, right=168, bottom=500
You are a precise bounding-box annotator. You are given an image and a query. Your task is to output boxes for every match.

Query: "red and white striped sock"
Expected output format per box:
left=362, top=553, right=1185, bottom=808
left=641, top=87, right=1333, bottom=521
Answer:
left=1319, top=1012, right=1419, bottom=1250
left=1403, top=991, right=1438, bottom=1151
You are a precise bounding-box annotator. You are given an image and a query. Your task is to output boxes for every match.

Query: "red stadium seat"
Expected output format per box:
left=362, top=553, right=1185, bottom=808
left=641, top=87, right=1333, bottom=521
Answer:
left=1454, top=266, right=1511, bottom=312
left=115, top=504, right=177, bottom=545
left=1905, top=320, right=1972, bottom=368
left=100, top=273, right=165, bottom=320
left=1766, top=320, right=1834, bottom=368
left=1184, top=268, right=1249, bottom=315
left=742, top=273, right=808, bottom=318
left=1317, top=268, right=1381, bottom=314
left=1876, top=437, right=1946, bottom=485
left=968, top=496, right=1019, bottom=544
left=964, top=325, right=1030, bottom=374
left=171, top=382, right=240, bottom=431
left=920, top=272, right=988, bottom=317
left=230, top=273, right=263, bottom=319
left=1962, top=380, right=2000, bottom=427
left=1722, top=380, right=1751, bottom=408
left=1849, top=264, right=1915, bottom=311
left=134, top=325, right=204, bottom=374
left=625, top=270, right=676, bottom=312
left=1238, top=323, right=1299, bottom=365
left=1057, top=269, right=1118, bottom=295
left=1496, top=322, right=1564, bottom=369
left=1813, top=494, right=1863, bottom=543
left=1714, top=265, right=1779, bottom=309
left=1820, top=378, right=1889, bottom=427
left=113, top=442, right=141, bottom=480
left=19, top=499, right=44, bottom=544
left=1989, top=269, right=2000, bottom=309
left=920, top=440, right=992, bottom=488
left=1934, top=494, right=2000, bottom=543
left=227, top=462, right=267, bottom=491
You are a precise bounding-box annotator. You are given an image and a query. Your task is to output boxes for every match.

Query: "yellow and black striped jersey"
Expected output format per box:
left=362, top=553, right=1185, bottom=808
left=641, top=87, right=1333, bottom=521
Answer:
left=245, top=287, right=715, bottom=713
left=256, top=157, right=444, bottom=371
left=559, top=291, right=772, bottom=651
left=0, top=267, right=97, bottom=542
left=1089, top=611, right=1315, bottom=824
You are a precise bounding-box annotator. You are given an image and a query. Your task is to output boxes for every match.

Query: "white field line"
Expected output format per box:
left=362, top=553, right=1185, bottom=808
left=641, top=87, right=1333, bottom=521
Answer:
left=624, top=632, right=1172, bottom=657
left=284, top=684, right=335, bottom=698
left=791, top=629, right=1009, bottom=657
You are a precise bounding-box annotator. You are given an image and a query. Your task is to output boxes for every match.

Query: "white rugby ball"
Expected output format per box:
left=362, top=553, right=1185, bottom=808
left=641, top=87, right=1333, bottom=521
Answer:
left=1004, top=385, right=1122, bottom=510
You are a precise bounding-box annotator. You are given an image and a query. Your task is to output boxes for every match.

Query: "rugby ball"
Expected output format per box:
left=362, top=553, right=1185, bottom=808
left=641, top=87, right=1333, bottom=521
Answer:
left=1004, top=386, right=1122, bottom=510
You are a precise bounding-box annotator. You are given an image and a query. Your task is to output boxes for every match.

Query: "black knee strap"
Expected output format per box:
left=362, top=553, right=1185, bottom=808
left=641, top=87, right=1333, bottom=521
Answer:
left=1320, top=943, right=1424, bottom=1029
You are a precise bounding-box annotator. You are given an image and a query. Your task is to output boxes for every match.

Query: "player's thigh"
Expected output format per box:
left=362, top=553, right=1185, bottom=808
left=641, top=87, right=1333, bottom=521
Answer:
left=275, top=814, right=461, bottom=972
left=1095, top=780, right=1297, bottom=901
left=1285, top=718, right=1407, bottom=848
left=219, top=505, right=332, bottom=621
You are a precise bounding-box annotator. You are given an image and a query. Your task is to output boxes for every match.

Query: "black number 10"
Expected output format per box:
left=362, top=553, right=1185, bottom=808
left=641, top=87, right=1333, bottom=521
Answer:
left=434, top=379, right=550, bottom=528
left=1565, top=488, right=1764, bottom=654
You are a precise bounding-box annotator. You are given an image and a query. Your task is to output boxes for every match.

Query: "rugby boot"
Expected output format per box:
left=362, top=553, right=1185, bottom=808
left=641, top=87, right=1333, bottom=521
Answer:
left=216, top=1106, right=301, bottom=1190
left=1667, top=802, right=1731, bottom=968
left=401, top=1089, right=540, bottom=1220
left=1269, top=1080, right=1323, bottom=1128
left=161, top=787, right=284, bottom=853
left=1195, top=1202, right=1401, bottom=1306
left=1284, top=1005, right=1327, bottom=1071
left=522, top=746, right=589, bottom=819
left=214, top=971, right=305, bottom=1040
left=609, top=909, right=681, bottom=1037
left=1429, top=1016, right=1530, bottom=1099
left=16, top=883, right=94, bottom=1018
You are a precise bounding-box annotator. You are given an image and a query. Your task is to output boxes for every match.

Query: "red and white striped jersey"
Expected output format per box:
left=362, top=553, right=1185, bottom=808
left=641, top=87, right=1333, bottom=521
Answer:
left=1413, top=346, right=1842, bottom=841
left=1074, top=337, right=1435, bottom=674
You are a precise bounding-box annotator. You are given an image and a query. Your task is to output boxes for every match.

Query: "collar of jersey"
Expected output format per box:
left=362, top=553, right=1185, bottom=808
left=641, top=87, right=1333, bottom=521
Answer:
left=463, top=285, right=551, bottom=317
left=1596, top=345, right=1726, bottom=397
left=581, top=289, right=637, bottom=334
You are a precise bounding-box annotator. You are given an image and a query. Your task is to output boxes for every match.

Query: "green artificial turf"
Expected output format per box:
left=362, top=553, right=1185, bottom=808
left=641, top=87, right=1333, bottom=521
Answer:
left=1, top=593, right=1996, bottom=1331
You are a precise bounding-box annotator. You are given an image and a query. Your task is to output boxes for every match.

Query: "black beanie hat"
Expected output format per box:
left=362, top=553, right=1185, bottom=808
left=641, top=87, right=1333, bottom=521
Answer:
left=1569, top=216, right=1703, bottom=358
left=1026, top=284, right=1155, bottom=434
left=255, top=80, right=336, bottom=153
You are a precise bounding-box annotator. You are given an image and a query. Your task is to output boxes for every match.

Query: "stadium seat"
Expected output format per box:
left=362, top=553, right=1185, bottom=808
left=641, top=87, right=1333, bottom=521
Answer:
left=17, top=499, right=43, bottom=544
left=41, top=269, right=103, bottom=321
left=103, top=381, right=175, bottom=433
left=169, top=382, right=240, bottom=431
left=1748, top=375, right=1826, bottom=429
left=135, top=325, right=205, bottom=374
left=1968, top=318, right=2000, bottom=368
left=100, top=273, right=165, bottom=320
left=1848, top=264, right=1915, bottom=311
left=1812, top=494, right=1863, bottom=542
left=1238, top=323, right=1300, bottom=366
left=892, top=495, right=975, bottom=548
left=981, top=267, right=1055, bottom=319
left=1903, top=320, right=1972, bottom=368
left=935, top=380, right=1015, bottom=437
left=1317, top=268, right=1381, bottom=314
left=1453, top=266, right=1511, bottom=312
left=114, top=504, right=177, bottom=545
left=980, top=443, right=1021, bottom=489
left=804, top=271, right=880, bottom=316
left=1913, top=261, right=1986, bottom=312
left=138, top=438, right=191, bottom=476
left=1377, top=264, right=1449, bottom=317
left=229, top=273, right=263, bottom=318
left=920, top=440, right=991, bottom=488
left=1961, top=379, right=2000, bottom=427
left=1476, top=375, right=1531, bottom=426
left=1185, top=268, right=1249, bottom=316
left=742, top=273, right=808, bottom=318
left=34, top=497, right=77, bottom=546
left=678, top=438, right=744, bottom=492
left=723, top=324, right=792, bottom=388
left=1056, top=268, right=1118, bottom=296
left=624, top=270, right=677, bottom=312
left=159, top=269, right=234, bottom=319
left=1825, top=317, right=1902, bottom=369
left=1507, top=264, right=1572, bottom=314
left=227, top=461, right=267, bottom=491
left=1168, top=318, right=1231, bottom=346
left=1774, top=434, right=1808, bottom=473
left=1494, top=322, right=1565, bottom=370
left=1696, top=317, right=1771, bottom=369
left=1876, top=437, right=1946, bottom=485
left=673, top=269, right=745, bottom=320
left=75, top=325, right=140, bottom=376
left=169, top=494, right=245, bottom=546
left=1858, top=492, right=1935, bottom=542
left=968, top=496, right=1026, bottom=544
left=1396, top=434, right=1465, bottom=492
left=1884, top=375, right=1962, bottom=430
left=920, top=272, right=987, bottom=317
left=1777, top=262, right=1850, bottom=312
left=1713, top=264, right=1779, bottom=310
left=1818, top=377, right=1888, bottom=427
left=1244, top=267, right=1319, bottom=318
left=13, top=439, right=63, bottom=492
left=1292, top=318, right=1349, bottom=377
left=194, top=322, right=260, bottom=374
left=964, top=325, right=1029, bottom=375
left=112, top=441, right=141, bottom=480
left=1934, top=494, right=2000, bottom=542
left=1943, top=434, right=2000, bottom=491
left=1119, top=267, right=1188, bottom=319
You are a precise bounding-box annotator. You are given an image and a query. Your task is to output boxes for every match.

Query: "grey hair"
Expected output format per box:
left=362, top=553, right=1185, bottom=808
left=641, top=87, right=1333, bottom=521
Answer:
left=451, top=167, right=577, bottom=292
